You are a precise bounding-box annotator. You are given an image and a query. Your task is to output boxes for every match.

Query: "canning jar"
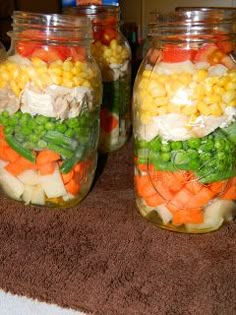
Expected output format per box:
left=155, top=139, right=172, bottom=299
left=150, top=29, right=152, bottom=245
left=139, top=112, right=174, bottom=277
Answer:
left=133, top=10, right=236, bottom=233
left=65, top=5, right=132, bottom=153
left=0, top=11, right=102, bottom=207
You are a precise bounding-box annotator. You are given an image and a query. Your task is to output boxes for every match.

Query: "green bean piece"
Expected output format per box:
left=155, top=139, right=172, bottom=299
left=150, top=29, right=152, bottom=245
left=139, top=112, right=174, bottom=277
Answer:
left=60, top=146, right=85, bottom=173
left=5, top=135, right=36, bottom=162
left=47, top=143, right=74, bottom=159
left=43, top=130, right=77, bottom=149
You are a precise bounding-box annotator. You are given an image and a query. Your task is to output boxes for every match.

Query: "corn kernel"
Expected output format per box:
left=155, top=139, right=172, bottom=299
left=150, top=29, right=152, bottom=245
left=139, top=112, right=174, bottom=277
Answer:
left=62, top=60, right=73, bottom=72
left=205, top=95, right=222, bottom=104
left=209, top=104, right=223, bottom=116
left=179, top=73, right=193, bottom=85
left=197, top=102, right=211, bottom=115
left=226, top=81, right=236, bottom=90
left=193, top=69, right=208, bottom=81
left=62, top=79, right=73, bottom=88
left=149, top=81, right=166, bottom=97
left=10, top=81, right=20, bottom=96
left=182, top=105, right=198, bottom=116
left=223, top=91, right=236, bottom=103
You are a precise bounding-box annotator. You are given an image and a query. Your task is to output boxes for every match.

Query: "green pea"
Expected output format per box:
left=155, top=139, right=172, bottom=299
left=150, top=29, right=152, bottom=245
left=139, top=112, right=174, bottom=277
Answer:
left=19, top=113, right=32, bottom=124
left=214, top=139, right=225, bottom=150
left=200, top=152, right=212, bottom=161
left=13, top=111, right=22, bottom=120
left=35, top=115, right=49, bottom=125
left=4, top=126, right=14, bottom=135
left=9, top=115, right=19, bottom=125
left=56, top=124, right=67, bottom=133
left=186, top=149, right=199, bottom=160
left=171, top=141, right=182, bottom=150
left=161, top=143, right=171, bottom=152
left=187, top=138, right=201, bottom=149
left=67, top=118, right=79, bottom=129
left=1, top=111, right=9, bottom=118
left=35, top=125, right=45, bottom=133
left=65, top=129, right=75, bottom=137
left=45, top=122, right=55, bottom=130
left=21, top=126, right=32, bottom=136
left=188, top=159, right=200, bottom=170
left=161, top=152, right=170, bottom=162
left=0, top=117, right=9, bottom=126
left=149, top=138, right=161, bottom=151
left=37, top=140, right=47, bottom=148
left=28, top=134, right=39, bottom=143
left=27, top=119, right=37, bottom=130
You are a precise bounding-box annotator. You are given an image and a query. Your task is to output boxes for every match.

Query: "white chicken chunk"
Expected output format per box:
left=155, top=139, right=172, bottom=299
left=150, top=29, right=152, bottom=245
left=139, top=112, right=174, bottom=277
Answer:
left=20, top=84, right=94, bottom=119
left=0, top=87, right=20, bottom=114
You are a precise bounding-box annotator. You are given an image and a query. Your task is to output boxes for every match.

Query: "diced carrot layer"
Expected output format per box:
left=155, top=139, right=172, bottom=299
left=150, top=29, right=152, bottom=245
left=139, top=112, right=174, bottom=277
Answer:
left=38, top=162, right=55, bottom=175
left=65, top=178, right=81, bottom=195
left=172, top=209, right=204, bottom=225
left=222, top=177, right=236, bottom=200
left=134, top=166, right=235, bottom=226
left=5, top=156, right=36, bottom=176
left=36, top=150, right=60, bottom=165
left=61, top=169, right=74, bottom=184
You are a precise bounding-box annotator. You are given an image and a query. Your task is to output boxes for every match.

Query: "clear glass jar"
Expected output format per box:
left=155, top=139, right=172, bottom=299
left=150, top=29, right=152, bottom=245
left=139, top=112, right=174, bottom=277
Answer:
left=133, top=10, right=236, bottom=233
left=0, top=11, right=102, bottom=208
left=65, top=5, right=132, bottom=153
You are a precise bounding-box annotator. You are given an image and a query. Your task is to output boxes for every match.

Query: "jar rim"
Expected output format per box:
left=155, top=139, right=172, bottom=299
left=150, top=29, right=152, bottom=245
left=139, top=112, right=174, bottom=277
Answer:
left=10, top=11, right=92, bottom=44
left=63, top=5, right=120, bottom=16
left=148, top=9, right=236, bottom=38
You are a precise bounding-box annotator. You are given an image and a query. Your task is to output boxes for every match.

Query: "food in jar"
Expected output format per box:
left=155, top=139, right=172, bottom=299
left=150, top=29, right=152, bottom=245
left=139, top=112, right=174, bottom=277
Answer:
left=91, top=13, right=131, bottom=152
left=133, top=35, right=236, bottom=232
left=0, top=28, right=101, bottom=207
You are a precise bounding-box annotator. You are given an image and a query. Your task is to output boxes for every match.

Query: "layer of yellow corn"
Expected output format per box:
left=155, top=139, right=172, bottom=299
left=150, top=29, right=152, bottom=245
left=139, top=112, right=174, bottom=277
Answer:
left=91, top=39, right=130, bottom=71
left=0, top=58, right=101, bottom=98
left=135, top=68, right=236, bottom=124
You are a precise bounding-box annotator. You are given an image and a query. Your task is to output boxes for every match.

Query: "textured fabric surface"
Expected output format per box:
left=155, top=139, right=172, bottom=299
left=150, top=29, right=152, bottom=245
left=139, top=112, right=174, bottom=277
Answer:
left=0, top=139, right=235, bottom=315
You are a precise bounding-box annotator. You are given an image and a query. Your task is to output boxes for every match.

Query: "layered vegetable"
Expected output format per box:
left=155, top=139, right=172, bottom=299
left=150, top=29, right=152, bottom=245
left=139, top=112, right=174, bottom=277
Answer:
left=91, top=15, right=131, bottom=152
left=133, top=34, right=236, bottom=232
left=0, top=30, right=101, bottom=207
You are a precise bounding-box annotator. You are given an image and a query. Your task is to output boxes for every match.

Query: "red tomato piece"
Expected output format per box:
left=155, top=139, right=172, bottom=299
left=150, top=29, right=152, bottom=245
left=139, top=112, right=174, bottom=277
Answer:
left=105, top=16, right=117, bottom=26
left=100, top=108, right=119, bottom=133
left=100, top=28, right=118, bottom=46
left=194, top=43, right=227, bottom=65
left=93, top=30, right=102, bottom=42
left=16, top=29, right=45, bottom=57
left=162, top=44, right=197, bottom=63
left=70, top=47, right=86, bottom=62
left=31, top=47, right=64, bottom=63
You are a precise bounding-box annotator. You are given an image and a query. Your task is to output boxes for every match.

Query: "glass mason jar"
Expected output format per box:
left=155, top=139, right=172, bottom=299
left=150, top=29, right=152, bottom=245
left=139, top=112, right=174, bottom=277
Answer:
left=65, top=5, right=132, bottom=153
left=0, top=11, right=102, bottom=208
left=133, top=10, right=236, bottom=233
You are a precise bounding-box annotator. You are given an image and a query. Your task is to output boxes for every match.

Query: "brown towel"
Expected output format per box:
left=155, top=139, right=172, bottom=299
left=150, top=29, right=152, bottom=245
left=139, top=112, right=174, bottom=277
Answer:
left=0, top=139, right=235, bottom=315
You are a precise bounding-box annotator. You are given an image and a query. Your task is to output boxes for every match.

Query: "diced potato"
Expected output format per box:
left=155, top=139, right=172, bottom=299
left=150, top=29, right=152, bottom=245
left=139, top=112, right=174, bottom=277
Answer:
left=22, top=185, right=34, bottom=205
left=0, top=168, right=24, bottom=200
left=31, top=185, right=45, bottom=205
left=155, top=204, right=173, bottom=224
left=40, top=166, right=67, bottom=198
left=186, top=199, right=235, bottom=232
left=18, top=169, right=40, bottom=186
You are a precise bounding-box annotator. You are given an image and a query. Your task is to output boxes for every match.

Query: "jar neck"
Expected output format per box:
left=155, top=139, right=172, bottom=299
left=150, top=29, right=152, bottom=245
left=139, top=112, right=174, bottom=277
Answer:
left=149, top=10, right=236, bottom=45
left=11, top=11, right=92, bottom=46
left=64, top=5, right=120, bottom=30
